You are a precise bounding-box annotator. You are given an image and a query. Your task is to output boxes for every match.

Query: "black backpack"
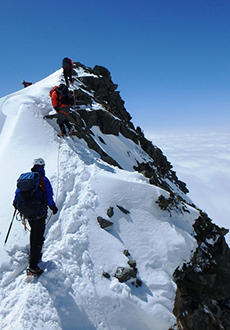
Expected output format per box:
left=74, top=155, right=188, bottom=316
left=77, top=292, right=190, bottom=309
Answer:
left=15, top=172, right=46, bottom=217
left=56, top=84, right=74, bottom=106
left=62, top=57, right=71, bottom=70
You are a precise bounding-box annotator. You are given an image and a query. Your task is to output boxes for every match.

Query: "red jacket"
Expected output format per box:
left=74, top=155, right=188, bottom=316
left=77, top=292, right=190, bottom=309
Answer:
left=68, top=58, right=73, bottom=70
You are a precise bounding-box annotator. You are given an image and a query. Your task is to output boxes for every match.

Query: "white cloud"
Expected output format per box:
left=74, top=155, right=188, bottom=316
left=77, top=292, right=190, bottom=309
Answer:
left=147, top=132, right=230, bottom=246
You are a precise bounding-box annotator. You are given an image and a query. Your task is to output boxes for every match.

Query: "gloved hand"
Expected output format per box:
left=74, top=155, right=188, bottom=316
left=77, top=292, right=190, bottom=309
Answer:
left=50, top=204, right=58, bottom=214
left=54, top=106, right=59, bottom=112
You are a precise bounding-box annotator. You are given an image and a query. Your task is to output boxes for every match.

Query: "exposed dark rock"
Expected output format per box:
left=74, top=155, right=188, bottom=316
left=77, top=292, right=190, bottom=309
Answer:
left=61, top=64, right=190, bottom=197
left=93, top=65, right=112, bottom=79
left=107, top=207, right=114, bottom=218
left=128, top=260, right=136, bottom=268
left=67, top=112, right=122, bottom=168
left=73, top=62, right=94, bottom=74
left=78, top=109, right=135, bottom=138
left=123, top=249, right=130, bottom=257
left=156, top=193, right=190, bottom=216
left=193, top=211, right=229, bottom=244
left=74, top=89, right=92, bottom=105
left=116, top=205, right=130, bottom=214
left=173, top=212, right=230, bottom=330
left=134, top=160, right=190, bottom=199
left=97, top=216, right=113, bottom=229
left=98, top=136, right=106, bottom=144
left=135, top=279, right=142, bottom=287
left=102, top=272, right=111, bottom=279
left=114, top=267, right=137, bottom=283
left=80, top=65, right=132, bottom=123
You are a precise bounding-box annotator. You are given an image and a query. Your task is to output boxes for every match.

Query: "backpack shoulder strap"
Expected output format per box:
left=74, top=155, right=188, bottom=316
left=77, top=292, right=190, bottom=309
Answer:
left=38, top=173, right=47, bottom=205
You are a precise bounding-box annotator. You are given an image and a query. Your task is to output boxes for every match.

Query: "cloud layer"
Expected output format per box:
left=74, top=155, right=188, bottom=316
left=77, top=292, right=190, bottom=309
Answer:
left=147, top=132, right=230, bottom=246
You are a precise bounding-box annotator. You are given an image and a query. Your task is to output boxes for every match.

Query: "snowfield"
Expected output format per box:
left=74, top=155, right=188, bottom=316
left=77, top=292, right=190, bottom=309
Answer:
left=0, top=69, right=198, bottom=330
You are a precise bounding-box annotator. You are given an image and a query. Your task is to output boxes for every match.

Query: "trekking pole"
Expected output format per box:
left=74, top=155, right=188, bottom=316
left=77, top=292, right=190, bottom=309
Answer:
left=4, top=209, right=17, bottom=245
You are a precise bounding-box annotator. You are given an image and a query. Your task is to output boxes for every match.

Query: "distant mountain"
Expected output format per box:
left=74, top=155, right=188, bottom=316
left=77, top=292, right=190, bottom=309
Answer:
left=0, top=63, right=229, bottom=330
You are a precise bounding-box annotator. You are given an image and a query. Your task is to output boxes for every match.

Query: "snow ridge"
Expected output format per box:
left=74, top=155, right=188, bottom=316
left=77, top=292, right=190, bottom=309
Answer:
left=0, top=69, right=198, bottom=330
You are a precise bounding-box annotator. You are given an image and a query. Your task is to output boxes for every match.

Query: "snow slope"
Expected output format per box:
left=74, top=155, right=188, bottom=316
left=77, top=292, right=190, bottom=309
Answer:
left=0, top=69, right=198, bottom=330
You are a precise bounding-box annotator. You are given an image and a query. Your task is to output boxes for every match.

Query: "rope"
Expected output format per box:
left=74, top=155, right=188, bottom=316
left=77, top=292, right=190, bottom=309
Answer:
left=45, top=134, right=61, bottom=226
left=55, top=134, right=61, bottom=205
left=21, top=215, right=27, bottom=231
left=72, top=81, right=81, bottom=126
left=45, top=74, right=79, bottom=227
left=17, top=212, right=30, bottom=232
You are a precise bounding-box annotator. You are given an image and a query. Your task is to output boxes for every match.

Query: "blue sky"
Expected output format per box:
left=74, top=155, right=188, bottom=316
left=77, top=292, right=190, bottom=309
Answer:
left=0, top=0, right=229, bottom=133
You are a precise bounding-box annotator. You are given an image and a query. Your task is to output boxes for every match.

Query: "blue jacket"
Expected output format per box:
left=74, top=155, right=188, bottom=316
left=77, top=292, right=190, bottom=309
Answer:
left=37, top=166, right=55, bottom=207
left=14, top=166, right=55, bottom=213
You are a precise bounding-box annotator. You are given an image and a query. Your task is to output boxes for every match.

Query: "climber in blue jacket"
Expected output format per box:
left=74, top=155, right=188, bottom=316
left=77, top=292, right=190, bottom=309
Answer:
left=13, top=158, right=58, bottom=276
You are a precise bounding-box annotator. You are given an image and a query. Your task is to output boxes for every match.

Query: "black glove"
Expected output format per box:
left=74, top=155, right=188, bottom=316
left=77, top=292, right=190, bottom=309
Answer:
left=54, top=106, right=59, bottom=112
left=50, top=204, right=58, bottom=214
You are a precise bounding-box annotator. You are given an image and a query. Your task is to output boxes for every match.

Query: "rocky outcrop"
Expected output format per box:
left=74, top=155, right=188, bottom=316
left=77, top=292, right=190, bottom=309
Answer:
left=116, top=205, right=130, bottom=214
left=114, top=266, right=137, bottom=283
left=156, top=192, right=190, bottom=216
left=97, top=216, right=113, bottom=229
left=69, top=64, right=190, bottom=196
left=74, top=62, right=131, bottom=123
left=45, top=111, right=122, bottom=168
left=107, top=207, right=114, bottom=218
left=173, top=212, right=230, bottom=330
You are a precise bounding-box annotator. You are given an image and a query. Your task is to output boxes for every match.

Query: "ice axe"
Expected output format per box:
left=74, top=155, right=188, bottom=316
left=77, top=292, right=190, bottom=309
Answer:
left=4, top=209, right=17, bottom=245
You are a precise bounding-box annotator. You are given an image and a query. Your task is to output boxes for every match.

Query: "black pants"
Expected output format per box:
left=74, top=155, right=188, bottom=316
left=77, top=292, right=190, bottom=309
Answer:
left=58, top=120, right=72, bottom=135
left=57, top=108, right=72, bottom=135
left=64, top=69, right=73, bottom=86
left=28, top=214, right=46, bottom=269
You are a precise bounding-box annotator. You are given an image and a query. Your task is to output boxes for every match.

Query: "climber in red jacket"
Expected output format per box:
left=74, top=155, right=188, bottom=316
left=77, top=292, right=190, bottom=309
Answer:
left=50, top=84, right=75, bottom=137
